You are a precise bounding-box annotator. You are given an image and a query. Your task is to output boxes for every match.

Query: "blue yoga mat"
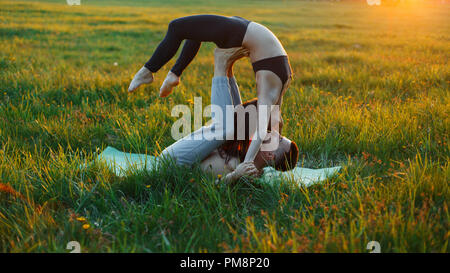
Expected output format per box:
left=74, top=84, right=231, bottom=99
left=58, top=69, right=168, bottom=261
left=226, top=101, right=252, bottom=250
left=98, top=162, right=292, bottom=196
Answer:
left=96, top=146, right=341, bottom=187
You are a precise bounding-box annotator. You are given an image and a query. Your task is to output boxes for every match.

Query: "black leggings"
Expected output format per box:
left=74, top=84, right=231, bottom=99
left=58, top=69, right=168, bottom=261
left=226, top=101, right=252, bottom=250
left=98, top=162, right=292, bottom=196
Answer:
left=144, top=15, right=251, bottom=77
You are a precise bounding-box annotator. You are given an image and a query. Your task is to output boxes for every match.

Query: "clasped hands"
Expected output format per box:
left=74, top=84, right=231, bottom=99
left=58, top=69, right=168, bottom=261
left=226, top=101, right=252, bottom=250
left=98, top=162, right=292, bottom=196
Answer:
left=216, top=161, right=262, bottom=185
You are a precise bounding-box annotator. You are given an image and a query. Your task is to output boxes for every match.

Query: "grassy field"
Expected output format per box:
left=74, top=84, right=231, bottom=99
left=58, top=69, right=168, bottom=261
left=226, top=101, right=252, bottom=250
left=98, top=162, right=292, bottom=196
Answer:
left=0, top=0, right=448, bottom=252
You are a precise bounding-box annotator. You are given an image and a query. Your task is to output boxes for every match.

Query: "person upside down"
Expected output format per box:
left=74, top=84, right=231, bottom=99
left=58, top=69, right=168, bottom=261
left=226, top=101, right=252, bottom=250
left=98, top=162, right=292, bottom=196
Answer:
left=128, top=15, right=295, bottom=181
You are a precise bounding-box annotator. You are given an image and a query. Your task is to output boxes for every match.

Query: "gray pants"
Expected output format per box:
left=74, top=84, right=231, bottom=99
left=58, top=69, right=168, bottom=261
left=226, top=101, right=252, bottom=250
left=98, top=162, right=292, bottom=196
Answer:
left=159, top=76, right=242, bottom=166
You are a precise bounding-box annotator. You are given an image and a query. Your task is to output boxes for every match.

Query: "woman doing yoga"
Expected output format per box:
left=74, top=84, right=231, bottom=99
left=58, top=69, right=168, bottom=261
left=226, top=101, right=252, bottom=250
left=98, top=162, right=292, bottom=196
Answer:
left=128, top=15, right=293, bottom=180
left=199, top=98, right=299, bottom=183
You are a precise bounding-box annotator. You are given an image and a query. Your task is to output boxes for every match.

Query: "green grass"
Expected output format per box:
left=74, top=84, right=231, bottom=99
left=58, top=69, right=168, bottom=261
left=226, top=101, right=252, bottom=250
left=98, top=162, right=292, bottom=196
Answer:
left=0, top=0, right=449, bottom=252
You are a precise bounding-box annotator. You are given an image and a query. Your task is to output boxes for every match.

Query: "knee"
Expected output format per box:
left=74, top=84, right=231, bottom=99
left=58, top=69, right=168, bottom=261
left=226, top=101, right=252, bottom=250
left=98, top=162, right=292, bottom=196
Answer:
left=159, top=147, right=191, bottom=166
left=211, top=117, right=235, bottom=140
left=168, top=18, right=183, bottom=33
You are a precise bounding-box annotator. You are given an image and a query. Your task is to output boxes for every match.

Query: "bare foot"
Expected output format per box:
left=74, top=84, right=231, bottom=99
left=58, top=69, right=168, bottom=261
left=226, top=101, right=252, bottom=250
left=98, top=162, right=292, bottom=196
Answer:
left=128, top=66, right=153, bottom=92
left=159, top=71, right=180, bottom=97
left=214, top=47, right=250, bottom=65
left=214, top=47, right=250, bottom=77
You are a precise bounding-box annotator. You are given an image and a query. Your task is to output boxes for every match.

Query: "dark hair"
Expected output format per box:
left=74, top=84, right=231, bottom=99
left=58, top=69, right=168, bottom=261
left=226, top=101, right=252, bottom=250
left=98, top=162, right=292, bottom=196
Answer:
left=219, top=98, right=298, bottom=171
left=274, top=141, right=299, bottom=171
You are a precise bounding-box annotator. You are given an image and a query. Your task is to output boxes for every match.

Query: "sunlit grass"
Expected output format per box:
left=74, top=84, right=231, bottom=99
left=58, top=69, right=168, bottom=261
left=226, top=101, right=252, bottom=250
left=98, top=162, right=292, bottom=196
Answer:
left=0, top=0, right=448, bottom=252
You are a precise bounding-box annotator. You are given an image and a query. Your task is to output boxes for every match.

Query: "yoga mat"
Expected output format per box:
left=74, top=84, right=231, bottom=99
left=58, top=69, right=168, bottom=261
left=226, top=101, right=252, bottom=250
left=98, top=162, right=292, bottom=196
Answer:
left=96, top=146, right=341, bottom=187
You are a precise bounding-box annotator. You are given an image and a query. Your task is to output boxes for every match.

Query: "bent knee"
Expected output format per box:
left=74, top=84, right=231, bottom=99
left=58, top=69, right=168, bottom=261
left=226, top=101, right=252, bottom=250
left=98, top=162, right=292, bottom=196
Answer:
left=167, top=18, right=183, bottom=33
left=211, top=119, right=235, bottom=140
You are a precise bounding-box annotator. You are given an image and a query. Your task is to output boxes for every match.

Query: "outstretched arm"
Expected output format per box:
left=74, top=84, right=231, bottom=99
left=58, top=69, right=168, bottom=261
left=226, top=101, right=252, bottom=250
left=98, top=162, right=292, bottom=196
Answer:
left=224, top=70, right=283, bottom=181
left=243, top=74, right=281, bottom=163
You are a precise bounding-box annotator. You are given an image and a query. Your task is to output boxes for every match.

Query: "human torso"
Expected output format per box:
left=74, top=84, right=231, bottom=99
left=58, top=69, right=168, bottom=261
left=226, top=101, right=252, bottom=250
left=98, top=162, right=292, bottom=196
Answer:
left=242, top=22, right=287, bottom=63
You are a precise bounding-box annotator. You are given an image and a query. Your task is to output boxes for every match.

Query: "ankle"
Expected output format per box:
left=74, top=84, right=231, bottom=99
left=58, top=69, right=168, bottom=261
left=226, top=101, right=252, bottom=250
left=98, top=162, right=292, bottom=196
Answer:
left=226, top=64, right=234, bottom=78
left=167, top=70, right=177, bottom=78
left=164, top=72, right=180, bottom=85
